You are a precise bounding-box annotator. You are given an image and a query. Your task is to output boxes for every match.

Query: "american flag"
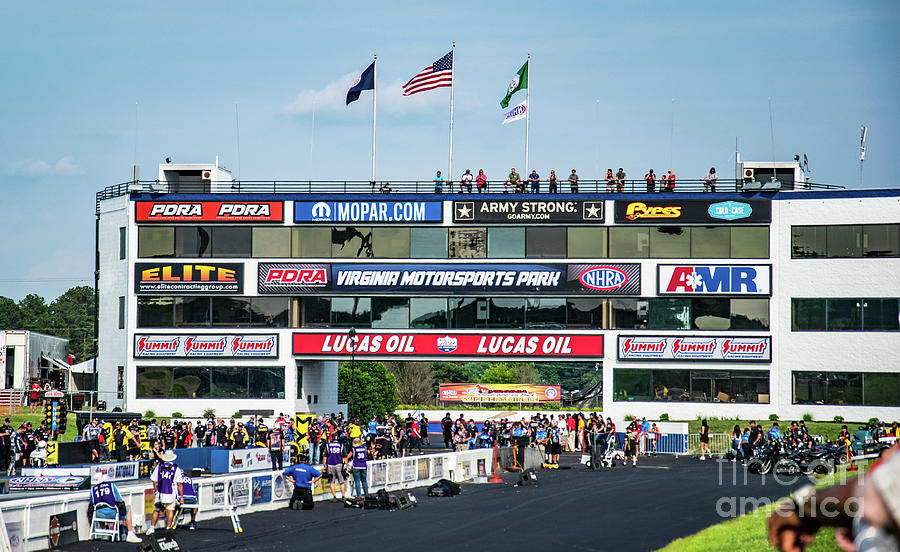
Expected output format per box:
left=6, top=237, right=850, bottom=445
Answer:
left=402, top=51, right=453, bottom=96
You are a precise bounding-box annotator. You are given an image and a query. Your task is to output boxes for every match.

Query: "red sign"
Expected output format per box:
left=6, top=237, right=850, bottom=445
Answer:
left=439, top=383, right=562, bottom=403
left=292, top=331, right=603, bottom=359
left=135, top=201, right=284, bottom=222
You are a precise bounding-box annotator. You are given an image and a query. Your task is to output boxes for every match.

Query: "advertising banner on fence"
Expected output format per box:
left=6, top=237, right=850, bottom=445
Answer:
left=439, top=383, right=562, bottom=403
left=134, top=263, right=243, bottom=294
left=47, top=511, right=78, bottom=550
left=252, top=475, right=272, bottom=504
left=657, top=265, right=771, bottom=295
left=294, top=200, right=442, bottom=223
left=293, top=331, right=603, bottom=360
left=228, top=478, right=251, bottom=506
left=91, top=461, right=139, bottom=484
left=229, top=448, right=273, bottom=473
left=614, top=199, right=771, bottom=224
left=136, top=200, right=284, bottom=223
left=617, top=336, right=771, bottom=362
left=258, top=263, right=329, bottom=294
left=453, top=199, right=604, bottom=223
left=134, top=334, right=278, bottom=359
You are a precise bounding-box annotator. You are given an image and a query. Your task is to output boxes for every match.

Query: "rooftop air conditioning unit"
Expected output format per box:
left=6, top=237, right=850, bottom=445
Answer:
left=201, top=169, right=212, bottom=180
left=743, top=168, right=755, bottom=180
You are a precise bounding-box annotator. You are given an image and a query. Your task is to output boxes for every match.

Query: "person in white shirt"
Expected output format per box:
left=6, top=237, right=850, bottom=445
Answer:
left=460, top=170, right=474, bottom=193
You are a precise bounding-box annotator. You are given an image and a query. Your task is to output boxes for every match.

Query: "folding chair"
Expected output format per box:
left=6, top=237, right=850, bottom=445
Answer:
left=89, top=507, right=121, bottom=541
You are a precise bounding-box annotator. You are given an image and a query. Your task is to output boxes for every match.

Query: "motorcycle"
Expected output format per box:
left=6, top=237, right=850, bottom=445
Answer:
left=747, top=439, right=782, bottom=475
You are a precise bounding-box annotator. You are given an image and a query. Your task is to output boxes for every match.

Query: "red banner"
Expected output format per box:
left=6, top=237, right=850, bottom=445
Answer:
left=291, top=331, right=603, bottom=359
left=135, top=201, right=284, bottom=223
left=439, top=383, right=562, bottom=403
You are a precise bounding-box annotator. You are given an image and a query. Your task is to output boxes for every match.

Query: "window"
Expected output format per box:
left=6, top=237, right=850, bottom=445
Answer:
left=297, top=364, right=304, bottom=400
left=487, top=298, right=525, bottom=328
left=410, top=228, right=447, bottom=258
left=137, top=227, right=174, bottom=258
left=610, top=299, right=648, bottom=329
left=119, top=227, right=127, bottom=260
left=211, top=227, right=251, bottom=257
left=298, top=297, right=330, bottom=327
left=372, top=228, right=410, bottom=258
left=175, top=226, right=211, bottom=257
left=730, top=299, right=769, bottom=330
left=449, top=297, right=481, bottom=328
left=648, top=298, right=690, bottom=330
left=487, top=227, right=524, bottom=258
left=332, top=227, right=373, bottom=258
left=826, top=226, right=861, bottom=258
left=691, top=298, right=730, bottom=330
left=138, top=366, right=283, bottom=399
left=372, top=297, right=409, bottom=328
left=792, top=299, right=826, bottom=330
left=117, top=366, right=124, bottom=399
left=176, top=297, right=212, bottom=327
left=863, top=299, right=900, bottom=331
left=410, top=298, right=448, bottom=328
left=449, top=228, right=486, bottom=258
left=649, top=227, right=690, bottom=258
left=863, top=225, right=900, bottom=257
left=567, top=228, right=607, bottom=258
left=525, top=298, right=566, bottom=328
left=615, top=369, right=770, bottom=403
left=794, top=372, right=899, bottom=406
left=827, top=298, right=860, bottom=330
left=137, top=297, right=173, bottom=327
left=791, top=226, right=826, bottom=258
left=730, top=226, right=769, bottom=258
left=609, top=227, right=649, bottom=258
left=252, top=227, right=291, bottom=257
left=793, top=298, right=900, bottom=331
left=613, top=369, right=652, bottom=401
left=690, top=227, right=730, bottom=258
left=526, top=227, right=567, bottom=258
left=566, top=298, right=604, bottom=328
left=863, top=373, right=900, bottom=406
left=118, top=296, right=125, bottom=329
left=331, top=297, right=371, bottom=327
left=292, top=227, right=331, bottom=258
left=249, top=297, right=289, bottom=327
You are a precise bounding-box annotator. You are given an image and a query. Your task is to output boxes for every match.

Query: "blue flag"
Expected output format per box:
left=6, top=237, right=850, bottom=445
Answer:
left=346, top=61, right=376, bottom=105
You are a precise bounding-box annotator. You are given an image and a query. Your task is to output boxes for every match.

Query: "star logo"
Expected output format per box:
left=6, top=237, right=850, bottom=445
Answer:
left=455, top=202, right=474, bottom=221
left=583, top=202, right=602, bottom=220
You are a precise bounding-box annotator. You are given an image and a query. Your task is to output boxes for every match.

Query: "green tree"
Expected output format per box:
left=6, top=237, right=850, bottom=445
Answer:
left=18, top=294, right=51, bottom=333
left=0, top=297, right=22, bottom=329
left=431, top=362, right=472, bottom=390
left=50, top=286, right=96, bottom=362
left=385, top=362, right=434, bottom=405
left=479, top=362, right=517, bottom=384
left=338, top=361, right=398, bottom=420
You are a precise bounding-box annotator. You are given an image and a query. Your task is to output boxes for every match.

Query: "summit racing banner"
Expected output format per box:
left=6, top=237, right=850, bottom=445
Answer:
left=134, top=334, right=279, bottom=358
left=453, top=199, right=604, bottom=223
left=332, top=263, right=565, bottom=293
left=439, top=383, right=562, bottom=403
left=617, top=335, right=771, bottom=362
left=294, top=200, right=442, bottom=223
left=614, top=199, right=771, bottom=224
left=292, top=331, right=603, bottom=360
left=135, top=263, right=243, bottom=294
left=136, top=201, right=283, bottom=223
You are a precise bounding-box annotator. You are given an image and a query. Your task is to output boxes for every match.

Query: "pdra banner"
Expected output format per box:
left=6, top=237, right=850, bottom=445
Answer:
left=292, top=331, right=603, bottom=360
left=136, top=201, right=283, bottom=223
left=617, top=335, right=771, bottom=362
left=439, top=383, right=562, bottom=403
left=657, top=265, right=771, bottom=295
left=294, top=200, right=442, bottom=223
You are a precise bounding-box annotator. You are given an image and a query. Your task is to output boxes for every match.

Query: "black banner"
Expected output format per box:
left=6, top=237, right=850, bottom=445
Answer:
left=134, top=263, right=244, bottom=294
left=453, top=200, right=604, bottom=223
left=48, top=510, right=79, bottom=549
left=614, top=199, right=771, bottom=224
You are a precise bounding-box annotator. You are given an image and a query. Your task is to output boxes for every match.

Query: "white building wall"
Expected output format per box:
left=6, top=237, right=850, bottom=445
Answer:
left=97, top=195, right=130, bottom=409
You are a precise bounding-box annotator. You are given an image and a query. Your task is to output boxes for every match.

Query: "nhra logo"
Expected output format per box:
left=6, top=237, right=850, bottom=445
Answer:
left=184, top=336, right=227, bottom=355
left=441, top=389, right=458, bottom=397
left=621, top=338, right=667, bottom=357
left=311, top=202, right=332, bottom=221
left=231, top=336, right=276, bottom=356
left=544, top=387, right=559, bottom=400
left=136, top=336, right=180, bottom=356
left=579, top=266, right=628, bottom=291
left=263, top=268, right=327, bottom=285
left=436, top=336, right=458, bottom=353
left=624, top=202, right=681, bottom=220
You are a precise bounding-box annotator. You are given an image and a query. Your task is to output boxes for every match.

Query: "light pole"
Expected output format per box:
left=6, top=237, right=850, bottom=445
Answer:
left=348, top=327, right=358, bottom=420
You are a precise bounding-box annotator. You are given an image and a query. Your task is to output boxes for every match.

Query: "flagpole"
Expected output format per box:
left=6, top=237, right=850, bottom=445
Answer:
left=524, top=53, right=530, bottom=181
left=372, top=54, right=377, bottom=185
left=448, top=42, right=455, bottom=188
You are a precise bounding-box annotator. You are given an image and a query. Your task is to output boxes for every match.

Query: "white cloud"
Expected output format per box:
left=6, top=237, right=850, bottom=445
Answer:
left=284, top=72, right=445, bottom=117
left=9, top=156, right=80, bottom=176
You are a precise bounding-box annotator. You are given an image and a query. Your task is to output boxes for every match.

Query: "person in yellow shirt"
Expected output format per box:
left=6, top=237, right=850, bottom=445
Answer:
left=347, top=419, right=362, bottom=441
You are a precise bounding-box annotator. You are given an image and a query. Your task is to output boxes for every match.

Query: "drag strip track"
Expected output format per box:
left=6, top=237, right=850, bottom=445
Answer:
left=69, top=455, right=807, bottom=552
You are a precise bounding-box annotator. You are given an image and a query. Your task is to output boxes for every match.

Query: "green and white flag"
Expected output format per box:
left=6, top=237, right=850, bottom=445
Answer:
left=500, top=60, right=529, bottom=108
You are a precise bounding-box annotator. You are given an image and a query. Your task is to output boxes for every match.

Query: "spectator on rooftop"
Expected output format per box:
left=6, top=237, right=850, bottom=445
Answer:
left=664, top=169, right=676, bottom=192
left=616, top=167, right=627, bottom=192
left=460, top=169, right=473, bottom=193
left=529, top=170, right=540, bottom=193
left=433, top=171, right=444, bottom=193
left=548, top=169, right=558, bottom=193
left=568, top=169, right=579, bottom=193
left=475, top=169, right=487, bottom=193
left=505, top=168, right=521, bottom=193
left=645, top=169, right=656, bottom=192
left=605, top=169, right=616, bottom=192
left=703, top=167, right=717, bottom=192
left=379, top=181, right=392, bottom=193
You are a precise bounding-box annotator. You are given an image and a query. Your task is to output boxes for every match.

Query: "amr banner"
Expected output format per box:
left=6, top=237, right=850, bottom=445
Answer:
left=617, top=335, right=771, bottom=362
left=134, top=263, right=243, bottom=294
left=614, top=199, right=771, bottom=224
left=294, top=200, right=442, bottom=223
left=453, top=199, right=604, bottom=223
left=136, top=201, right=283, bottom=223
left=134, top=334, right=279, bottom=358
left=657, top=265, right=772, bottom=295
left=439, top=383, right=562, bottom=403
left=292, top=331, right=603, bottom=360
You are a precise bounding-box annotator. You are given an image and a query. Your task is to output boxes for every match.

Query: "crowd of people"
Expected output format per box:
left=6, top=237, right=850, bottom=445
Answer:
left=0, top=416, right=54, bottom=474
left=422, top=167, right=720, bottom=193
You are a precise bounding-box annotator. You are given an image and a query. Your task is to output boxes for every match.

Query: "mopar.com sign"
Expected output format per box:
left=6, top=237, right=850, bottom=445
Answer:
left=294, top=200, right=442, bottom=223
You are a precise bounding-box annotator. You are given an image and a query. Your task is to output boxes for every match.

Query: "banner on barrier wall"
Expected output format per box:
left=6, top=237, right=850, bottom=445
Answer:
left=91, top=461, right=139, bottom=483
left=292, top=331, right=603, bottom=360
left=439, top=383, right=562, bottom=403
left=229, top=478, right=250, bottom=507
left=272, top=474, right=290, bottom=501
left=229, top=449, right=273, bottom=473
left=136, top=201, right=284, bottom=223
left=617, top=335, right=771, bottom=362
left=252, top=475, right=272, bottom=504
left=47, top=511, right=78, bottom=550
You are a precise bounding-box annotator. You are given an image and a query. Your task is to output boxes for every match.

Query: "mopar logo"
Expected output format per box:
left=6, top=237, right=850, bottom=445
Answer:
left=311, top=202, right=332, bottom=220
left=708, top=201, right=752, bottom=220
left=579, top=267, right=627, bottom=291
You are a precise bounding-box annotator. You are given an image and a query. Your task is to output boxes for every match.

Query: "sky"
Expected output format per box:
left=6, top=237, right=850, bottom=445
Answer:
left=0, top=1, right=898, bottom=302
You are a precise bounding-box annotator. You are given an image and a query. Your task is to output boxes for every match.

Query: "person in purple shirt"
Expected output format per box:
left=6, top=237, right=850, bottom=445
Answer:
left=348, top=437, right=369, bottom=498
left=283, top=453, right=322, bottom=510
left=89, top=472, right=141, bottom=542
left=324, top=438, right=347, bottom=502
left=147, top=450, right=184, bottom=534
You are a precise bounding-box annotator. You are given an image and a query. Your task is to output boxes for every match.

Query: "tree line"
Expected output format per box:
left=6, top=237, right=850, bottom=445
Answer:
left=0, top=286, right=96, bottom=363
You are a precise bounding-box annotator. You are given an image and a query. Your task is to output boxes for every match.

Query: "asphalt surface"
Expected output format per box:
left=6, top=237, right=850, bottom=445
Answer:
left=69, top=454, right=806, bottom=552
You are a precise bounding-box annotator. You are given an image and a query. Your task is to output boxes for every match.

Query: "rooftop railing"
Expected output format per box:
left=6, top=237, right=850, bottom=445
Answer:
left=96, top=178, right=844, bottom=214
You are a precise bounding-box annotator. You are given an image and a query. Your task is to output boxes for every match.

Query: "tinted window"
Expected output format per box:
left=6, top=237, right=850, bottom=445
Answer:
left=609, top=227, right=649, bottom=258
left=566, top=298, right=604, bottom=328
left=175, top=297, right=211, bottom=327
left=292, top=227, right=331, bottom=258
left=649, top=227, right=690, bottom=258
left=690, top=227, right=730, bottom=258
left=730, top=299, right=769, bottom=330
left=137, top=297, right=173, bottom=327
left=250, top=297, right=289, bottom=327
left=211, top=297, right=250, bottom=326
left=826, top=226, right=861, bottom=257
left=863, top=224, right=899, bottom=257
left=648, top=298, right=690, bottom=329
left=331, top=297, right=371, bottom=327
left=691, top=298, right=730, bottom=330
left=211, top=227, right=251, bottom=257
left=863, top=298, right=900, bottom=331
left=449, top=228, right=486, bottom=258
left=730, top=226, right=769, bottom=258
left=448, top=297, right=483, bottom=328
left=410, top=298, right=448, bottom=328
left=138, top=227, right=174, bottom=258
left=791, top=226, right=826, bottom=258
left=487, top=227, right=525, bottom=258
left=610, top=299, right=648, bottom=329
left=372, top=297, right=409, bottom=328
left=526, top=227, right=567, bottom=258
left=119, top=227, right=126, bottom=260
left=410, top=227, right=448, bottom=258
left=487, top=298, right=525, bottom=328
left=373, top=228, right=410, bottom=258
left=525, top=298, right=566, bottom=328
left=827, top=298, right=861, bottom=330
left=299, top=297, right=330, bottom=327
left=792, top=299, right=826, bottom=330
left=332, top=227, right=373, bottom=258
left=176, top=226, right=212, bottom=257
left=567, top=228, right=607, bottom=258
left=252, top=227, right=291, bottom=258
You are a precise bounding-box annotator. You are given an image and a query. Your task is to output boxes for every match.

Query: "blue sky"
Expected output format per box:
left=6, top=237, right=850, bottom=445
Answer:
left=0, top=1, right=897, bottom=301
